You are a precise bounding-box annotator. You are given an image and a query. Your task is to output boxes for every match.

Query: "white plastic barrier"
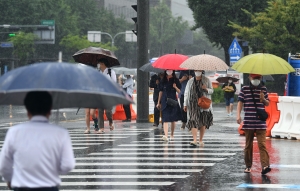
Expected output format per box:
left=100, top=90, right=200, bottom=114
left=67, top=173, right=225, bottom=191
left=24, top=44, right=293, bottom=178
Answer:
left=271, top=96, right=300, bottom=139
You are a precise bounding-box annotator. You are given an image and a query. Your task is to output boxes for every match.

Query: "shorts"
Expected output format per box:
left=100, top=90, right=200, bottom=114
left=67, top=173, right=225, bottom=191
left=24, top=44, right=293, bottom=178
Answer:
left=225, top=97, right=234, bottom=106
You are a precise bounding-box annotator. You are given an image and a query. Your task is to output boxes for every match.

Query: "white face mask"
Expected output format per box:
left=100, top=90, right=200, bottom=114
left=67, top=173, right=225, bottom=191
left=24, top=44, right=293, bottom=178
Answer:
left=251, top=79, right=261, bottom=86
left=166, top=70, right=173, bottom=76
left=228, top=80, right=232, bottom=83
left=195, top=71, right=202, bottom=77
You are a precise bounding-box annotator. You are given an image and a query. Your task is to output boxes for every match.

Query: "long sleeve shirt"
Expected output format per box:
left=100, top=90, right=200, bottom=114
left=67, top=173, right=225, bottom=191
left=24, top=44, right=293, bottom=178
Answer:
left=122, top=77, right=134, bottom=96
left=0, top=116, right=75, bottom=188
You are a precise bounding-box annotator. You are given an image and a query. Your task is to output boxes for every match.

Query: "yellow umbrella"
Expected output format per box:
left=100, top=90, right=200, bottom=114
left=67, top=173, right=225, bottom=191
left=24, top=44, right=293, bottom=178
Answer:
left=231, top=53, right=295, bottom=75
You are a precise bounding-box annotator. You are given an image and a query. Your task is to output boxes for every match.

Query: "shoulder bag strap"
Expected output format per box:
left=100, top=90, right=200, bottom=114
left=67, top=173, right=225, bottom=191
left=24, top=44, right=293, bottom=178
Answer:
left=250, top=88, right=257, bottom=110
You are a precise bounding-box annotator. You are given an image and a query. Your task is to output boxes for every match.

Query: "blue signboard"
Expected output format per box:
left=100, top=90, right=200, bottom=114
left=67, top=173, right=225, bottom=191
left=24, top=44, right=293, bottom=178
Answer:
left=4, top=65, right=7, bottom=74
left=228, top=38, right=242, bottom=54
left=0, top=42, right=14, bottom=48
left=228, top=38, right=242, bottom=63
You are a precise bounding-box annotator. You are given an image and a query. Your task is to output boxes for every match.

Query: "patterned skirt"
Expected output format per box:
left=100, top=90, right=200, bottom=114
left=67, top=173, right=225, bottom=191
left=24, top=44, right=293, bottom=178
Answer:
left=186, top=80, right=213, bottom=130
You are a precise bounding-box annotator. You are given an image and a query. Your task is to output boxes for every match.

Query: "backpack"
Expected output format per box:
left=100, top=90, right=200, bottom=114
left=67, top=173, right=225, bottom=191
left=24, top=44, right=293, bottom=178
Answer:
left=107, top=68, right=111, bottom=77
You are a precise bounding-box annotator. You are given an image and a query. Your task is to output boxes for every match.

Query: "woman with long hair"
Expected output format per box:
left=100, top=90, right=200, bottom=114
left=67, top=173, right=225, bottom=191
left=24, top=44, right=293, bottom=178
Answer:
left=156, top=70, right=182, bottom=142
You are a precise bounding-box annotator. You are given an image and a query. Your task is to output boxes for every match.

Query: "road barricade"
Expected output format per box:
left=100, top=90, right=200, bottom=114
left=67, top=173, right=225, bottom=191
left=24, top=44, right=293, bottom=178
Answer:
left=238, top=93, right=280, bottom=137
left=271, top=96, right=300, bottom=139
left=90, top=95, right=137, bottom=121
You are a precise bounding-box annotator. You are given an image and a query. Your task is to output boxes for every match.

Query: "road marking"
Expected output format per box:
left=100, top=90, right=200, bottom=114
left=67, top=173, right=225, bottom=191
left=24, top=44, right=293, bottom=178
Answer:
left=75, top=162, right=215, bottom=166
left=61, top=175, right=189, bottom=179
left=75, top=157, right=225, bottom=161
left=237, top=184, right=300, bottom=189
left=105, top=148, right=242, bottom=151
left=88, top=152, right=236, bottom=156
left=118, top=144, right=244, bottom=147
left=70, top=169, right=203, bottom=173
left=271, top=164, right=300, bottom=168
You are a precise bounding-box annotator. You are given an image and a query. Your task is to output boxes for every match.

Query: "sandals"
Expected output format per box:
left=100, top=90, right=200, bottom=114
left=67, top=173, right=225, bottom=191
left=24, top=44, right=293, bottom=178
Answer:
left=162, top=136, right=168, bottom=142
left=261, top=166, right=271, bottom=175
left=96, top=129, right=105, bottom=134
left=109, top=124, right=114, bottom=131
left=190, top=141, right=198, bottom=146
left=244, top=167, right=251, bottom=173
left=84, top=129, right=90, bottom=134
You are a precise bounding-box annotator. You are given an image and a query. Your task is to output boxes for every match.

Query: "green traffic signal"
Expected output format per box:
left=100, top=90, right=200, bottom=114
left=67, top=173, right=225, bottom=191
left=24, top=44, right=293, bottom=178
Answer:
left=8, top=33, right=16, bottom=37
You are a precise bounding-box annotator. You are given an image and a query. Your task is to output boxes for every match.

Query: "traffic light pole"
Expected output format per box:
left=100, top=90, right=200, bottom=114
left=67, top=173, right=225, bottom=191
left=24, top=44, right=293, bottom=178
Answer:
left=136, top=0, right=149, bottom=123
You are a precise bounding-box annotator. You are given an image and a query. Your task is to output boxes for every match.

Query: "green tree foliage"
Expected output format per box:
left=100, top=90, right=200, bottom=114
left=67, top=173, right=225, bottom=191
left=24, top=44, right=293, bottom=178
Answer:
left=187, top=0, right=268, bottom=64
left=229, top=0, right=300, bottom=59
left=8, top=32, right=37, bottom=65
left=149, top=1, right=189, bottom=57
left=59, top=35, right=114, bottom=62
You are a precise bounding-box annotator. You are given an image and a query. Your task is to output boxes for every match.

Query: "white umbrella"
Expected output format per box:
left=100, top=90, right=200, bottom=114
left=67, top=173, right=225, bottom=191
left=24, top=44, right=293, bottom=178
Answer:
left=112, top=67, right=137, bottom=75
left=180, top=54, right=229, bottom=71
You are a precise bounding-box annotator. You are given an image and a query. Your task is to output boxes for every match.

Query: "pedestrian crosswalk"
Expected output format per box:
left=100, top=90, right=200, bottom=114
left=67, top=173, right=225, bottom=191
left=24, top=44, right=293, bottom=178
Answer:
left=51, top=125, right=244, bottom=190
left=0, top=122, right=246, bottom=190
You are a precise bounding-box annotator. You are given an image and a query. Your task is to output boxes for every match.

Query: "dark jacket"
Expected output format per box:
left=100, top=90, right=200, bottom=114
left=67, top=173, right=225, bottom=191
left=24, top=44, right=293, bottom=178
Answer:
left=149, top=74, right=160, bottom=102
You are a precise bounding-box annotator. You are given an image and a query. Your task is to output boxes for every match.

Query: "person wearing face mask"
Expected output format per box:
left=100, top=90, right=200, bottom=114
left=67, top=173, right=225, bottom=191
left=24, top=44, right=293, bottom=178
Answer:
left=183, top=70, right=214, bottom=147
left=157, top=70, right=182, bottom=142
left=222, top=77, right=236, bottom=116
left=236, top=73, right=271, bottom=175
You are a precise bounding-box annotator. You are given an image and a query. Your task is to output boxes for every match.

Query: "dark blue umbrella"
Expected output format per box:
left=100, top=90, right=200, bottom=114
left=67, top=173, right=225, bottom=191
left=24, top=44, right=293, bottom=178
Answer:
left=0, top=62, right=132, bottom=109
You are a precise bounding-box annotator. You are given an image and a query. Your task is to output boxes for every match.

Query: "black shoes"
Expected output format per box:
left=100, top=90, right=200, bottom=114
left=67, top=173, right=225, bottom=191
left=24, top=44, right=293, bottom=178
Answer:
left=122, top=119, right=131, bottom=122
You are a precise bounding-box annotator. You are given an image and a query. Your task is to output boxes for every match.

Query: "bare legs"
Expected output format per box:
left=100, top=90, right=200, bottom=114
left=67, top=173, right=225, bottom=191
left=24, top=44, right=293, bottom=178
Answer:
left=163, top=121, right=176, bottom=140
left=191, top=126, right=206, bottom=145
left=85, top=109, right=95, bottom=132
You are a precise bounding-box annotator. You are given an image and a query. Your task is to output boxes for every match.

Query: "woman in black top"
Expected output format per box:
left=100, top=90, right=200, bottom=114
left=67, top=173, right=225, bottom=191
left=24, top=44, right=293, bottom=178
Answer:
left=157, top=70, right=182, bottom=142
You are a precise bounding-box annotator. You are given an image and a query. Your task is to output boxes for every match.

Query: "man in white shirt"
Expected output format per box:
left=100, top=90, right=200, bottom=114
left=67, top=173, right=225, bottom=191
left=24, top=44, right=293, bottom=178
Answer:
left=0, top=91, right=75, bottom=191
left=97, top=58, right=116, bottom=133
left=122, top=75, right=134, bottom=122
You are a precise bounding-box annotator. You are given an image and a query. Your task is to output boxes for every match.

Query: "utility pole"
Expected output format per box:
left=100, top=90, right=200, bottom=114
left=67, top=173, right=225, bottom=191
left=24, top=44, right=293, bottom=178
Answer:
left=136, top=0, right=149, bottom=123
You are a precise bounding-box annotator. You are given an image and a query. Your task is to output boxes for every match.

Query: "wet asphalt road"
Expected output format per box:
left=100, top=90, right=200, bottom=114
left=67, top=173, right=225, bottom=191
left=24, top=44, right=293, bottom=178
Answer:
left=0, top=104, right=300, bottom=191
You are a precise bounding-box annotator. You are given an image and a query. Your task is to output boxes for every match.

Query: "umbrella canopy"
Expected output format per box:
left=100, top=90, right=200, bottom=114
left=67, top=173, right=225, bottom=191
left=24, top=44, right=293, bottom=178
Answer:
left=152, top=54, right=188, bottom=70
left=180, top=54, right=229, bottom=71
left=112, top=67, right=137, bottom=75
left=139, top=62, right=165, bottom=73
left=231, top=53, right=295, bottom=75
left=72, top=46, right=120, bottom=68
left=216, top=75, right=239, bottom=84
left=0, top=62, right=132, bottom=109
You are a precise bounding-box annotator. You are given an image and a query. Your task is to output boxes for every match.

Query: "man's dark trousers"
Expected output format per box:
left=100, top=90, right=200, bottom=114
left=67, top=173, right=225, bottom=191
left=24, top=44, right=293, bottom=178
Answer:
left=123, top=95, right=131, bottom=120
left=180, top=95, right=187, bottom=123
left=154, top=101, right=160, bottom=125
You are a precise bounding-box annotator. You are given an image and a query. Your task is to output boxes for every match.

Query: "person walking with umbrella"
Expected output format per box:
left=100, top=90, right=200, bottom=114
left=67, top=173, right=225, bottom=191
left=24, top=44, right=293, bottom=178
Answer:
left=222, top=76, right=236, bottom=117
left=122, top=75, right=134, bottom=122
left=149, top=72, right=164, bottom=127
left=97, top=58, right=117, bottom=133
left=183, top=70, right=214, bottom=146
left=156, top=70, right=182, bottom=142
left=236, top=73, right=271, bottom=174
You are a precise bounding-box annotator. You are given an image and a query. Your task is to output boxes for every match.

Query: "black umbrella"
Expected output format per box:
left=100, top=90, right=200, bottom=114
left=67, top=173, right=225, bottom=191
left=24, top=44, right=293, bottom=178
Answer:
left=139, top=62, right=164, bottom=73
left=0, top=62, right=132, bottom=109
left=72, top=46, right=120, bottom=68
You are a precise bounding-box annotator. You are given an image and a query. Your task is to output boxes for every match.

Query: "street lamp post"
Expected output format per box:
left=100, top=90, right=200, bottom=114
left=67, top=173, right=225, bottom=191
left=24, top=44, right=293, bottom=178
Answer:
left=100, top=32, right=127, bottom=47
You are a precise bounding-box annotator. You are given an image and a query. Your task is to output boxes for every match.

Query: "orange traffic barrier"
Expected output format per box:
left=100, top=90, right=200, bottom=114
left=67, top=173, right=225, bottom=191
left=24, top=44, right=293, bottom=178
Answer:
left=238, top=93, right=280, bottom=137
left=113, top=104, right=137, bottom=120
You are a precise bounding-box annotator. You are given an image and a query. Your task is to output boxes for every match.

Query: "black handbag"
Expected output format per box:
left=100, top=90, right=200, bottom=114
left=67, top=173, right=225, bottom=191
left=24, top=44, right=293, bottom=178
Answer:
left=166, top=98, right=178, bottom=107
left=250, top=88, right=268, bottom=121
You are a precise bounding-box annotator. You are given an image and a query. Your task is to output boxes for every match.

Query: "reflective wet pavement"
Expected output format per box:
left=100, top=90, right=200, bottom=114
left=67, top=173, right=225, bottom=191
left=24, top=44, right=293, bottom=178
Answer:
left=0, top=105, right=300, bottom=190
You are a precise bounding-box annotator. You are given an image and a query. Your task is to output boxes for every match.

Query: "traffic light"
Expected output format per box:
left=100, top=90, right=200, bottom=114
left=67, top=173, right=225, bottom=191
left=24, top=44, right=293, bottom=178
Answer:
left=131, top=5, right=137, bottom=36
